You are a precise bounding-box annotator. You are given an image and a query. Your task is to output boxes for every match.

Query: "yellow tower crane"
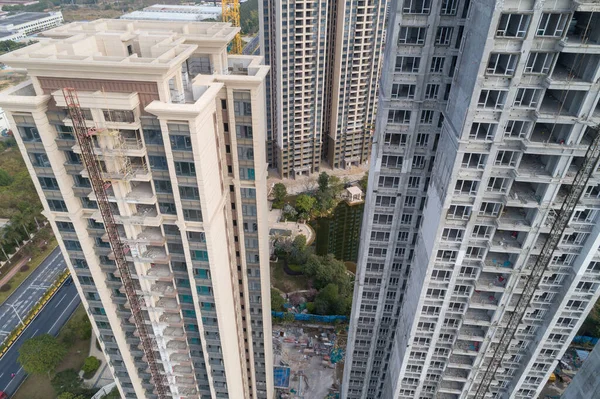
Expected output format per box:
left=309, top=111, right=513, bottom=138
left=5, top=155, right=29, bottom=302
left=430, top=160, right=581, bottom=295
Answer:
left=222, top=0, right=243, bottom=54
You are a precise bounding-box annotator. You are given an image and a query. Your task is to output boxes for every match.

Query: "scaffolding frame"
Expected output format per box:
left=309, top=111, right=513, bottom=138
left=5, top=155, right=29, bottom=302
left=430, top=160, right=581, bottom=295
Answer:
left=63, top=87, right=169, bottom=399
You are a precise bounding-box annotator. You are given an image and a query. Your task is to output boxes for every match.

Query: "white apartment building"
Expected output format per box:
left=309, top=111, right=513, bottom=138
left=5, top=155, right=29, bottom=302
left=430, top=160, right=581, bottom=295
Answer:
left=0, top=11, right=62, bottom=36
left=0, top=19, right=273, bottom=399
left=260, top=0, right=387, bottom=177
left=344, top=0, right=600, bottom=398
left=121, top=4, right=222, bottom=23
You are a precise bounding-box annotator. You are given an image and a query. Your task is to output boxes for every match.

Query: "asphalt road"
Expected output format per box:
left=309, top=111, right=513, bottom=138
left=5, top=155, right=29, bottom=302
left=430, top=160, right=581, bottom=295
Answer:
left=0, top=247, right=66, bottom=345
left=0, top=281, right=80, bottom=397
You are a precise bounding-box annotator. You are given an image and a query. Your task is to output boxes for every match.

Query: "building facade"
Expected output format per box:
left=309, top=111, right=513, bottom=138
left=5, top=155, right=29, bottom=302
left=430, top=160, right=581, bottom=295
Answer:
left=259, top=0, right=387, bottom=178
left=0, top=20, right=273, bottom=399
left=0, top=11, right=63, bottom=36
left=121, top=4, right=222, bottom=23
left=343, top=0, right=600, bottom=398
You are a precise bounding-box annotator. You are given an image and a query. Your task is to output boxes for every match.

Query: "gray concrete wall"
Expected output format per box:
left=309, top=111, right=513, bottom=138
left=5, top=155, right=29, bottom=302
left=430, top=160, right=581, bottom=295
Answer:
left=561, top=343, right=600, bottom=399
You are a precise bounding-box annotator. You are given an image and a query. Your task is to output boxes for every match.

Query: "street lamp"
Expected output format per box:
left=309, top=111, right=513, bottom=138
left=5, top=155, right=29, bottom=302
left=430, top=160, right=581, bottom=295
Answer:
left=7, top=303, right=25, bottom=328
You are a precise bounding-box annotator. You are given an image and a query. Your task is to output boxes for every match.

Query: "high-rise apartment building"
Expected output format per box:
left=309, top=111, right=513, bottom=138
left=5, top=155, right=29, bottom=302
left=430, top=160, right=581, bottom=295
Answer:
left=259, top=0, right=386, bottom=178
left=344, top=0, right=600, bottom=398
left=0, top=20, right=273, bottom=399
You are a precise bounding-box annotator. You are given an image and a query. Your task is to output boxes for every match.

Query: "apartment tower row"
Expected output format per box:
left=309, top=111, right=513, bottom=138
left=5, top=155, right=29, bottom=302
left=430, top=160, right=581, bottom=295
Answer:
left=259, top=0, right=387, bottom=177
left=0, top=20, right=273, bottom=399
left=344, top=0, right=600, bottom=398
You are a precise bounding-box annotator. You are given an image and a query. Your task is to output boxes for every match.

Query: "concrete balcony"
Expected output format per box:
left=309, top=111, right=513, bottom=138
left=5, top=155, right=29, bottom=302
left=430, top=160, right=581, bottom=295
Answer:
left=454, top=340, right=481, bottom=356
left=490, top=230, right=525, bottom=252
left=71, top=137, right=146, bottom=158
left=458, top=326, right=486, bottom=341
left=163, top=326, right=186, bottom=340
left=463, top=309, right=492, bottom=326
left=514, top=154, right=553, bottom=182
left=483, top=252, right=514, bottom=272
left=175, top=376, right=197, bottom=387
left=476, top=272, right=509, bottom=292
left=448, top=354, right=475, bottom=369
left=505, top=181, right=544, bottom=207
left=145, top=265, right=173, bottom=281
left=438, top=380, right=465, bottom=395
left=125, top=227, right=166, bottom=246
left=169, top=352, right=191, bottom=365
left=150, top=281, right=176, bottom=297
left=470, top=291, right=500, bottom=310
left=496, top=207, right=531, bottom=231
left=133, top=246, right=171, bottom=264
left=83, top=163, right=152, bottom=182
left=117, top=206, right=163, bottom=227
left=166, top=340, right=188, bottom=353
left=156, top=297, right=180, bottom=311
left=443, top=367, right=469, bottom=382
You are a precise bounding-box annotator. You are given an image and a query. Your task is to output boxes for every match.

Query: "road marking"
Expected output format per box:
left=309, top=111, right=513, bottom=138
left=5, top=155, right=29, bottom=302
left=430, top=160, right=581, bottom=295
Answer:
left=0, top=373, right=4, bottom=379
left=49, top=295, right=78, bottom=332
left=55, top=293, right=67, bottom=308
left=33, top=328, right=39, bottom=335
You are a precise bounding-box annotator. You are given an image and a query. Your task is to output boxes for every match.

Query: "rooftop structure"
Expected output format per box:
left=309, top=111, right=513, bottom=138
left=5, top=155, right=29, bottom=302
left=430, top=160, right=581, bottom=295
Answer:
left=0, top=19, right=273, bottom=399
left=121, top=4, right=222, bottom=22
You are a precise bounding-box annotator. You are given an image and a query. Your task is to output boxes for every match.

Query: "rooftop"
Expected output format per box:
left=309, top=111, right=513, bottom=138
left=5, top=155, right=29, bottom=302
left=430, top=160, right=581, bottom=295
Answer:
left=0, top=12, right=58, bottom=28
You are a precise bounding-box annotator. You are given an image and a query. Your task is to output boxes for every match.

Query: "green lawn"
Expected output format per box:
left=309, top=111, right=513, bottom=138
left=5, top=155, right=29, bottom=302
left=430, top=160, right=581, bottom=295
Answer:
left=13, top=304, right=92, bottom=399
left=270, top=260, right=311, bottom=293
left=0, top=237, right=58, bottom=305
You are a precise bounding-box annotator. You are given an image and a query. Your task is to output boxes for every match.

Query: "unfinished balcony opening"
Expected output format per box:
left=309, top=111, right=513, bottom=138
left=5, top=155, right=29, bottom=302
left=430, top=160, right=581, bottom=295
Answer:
left=491, top=229, right=527, bottom=250
left=539, top=89, right=586, bottom=117
left=530, top=122, right=573, bottom=145
left=470, top=291, right=502, bottom=308
left=508, top=181, right=547, bottom=205
left=580, top=126, right=598, bottom=147
left=477, top=271, right=509, bottom=291
left=484, top=251, right=518, bottom=270
left=565, top=155, right=587, bottom=180
left=566, top=12, right=600, bottom=46
left=517, top=153, right=558, bottom=179
left=552, top=52, right=599, bottom=83
left=498, top=206, right=536, bottom=228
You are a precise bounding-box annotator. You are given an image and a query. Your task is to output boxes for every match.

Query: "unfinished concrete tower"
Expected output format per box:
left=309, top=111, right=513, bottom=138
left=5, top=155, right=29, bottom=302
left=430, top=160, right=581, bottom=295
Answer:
left=344, top=0, right=600, bottom=398
left=0, top=20, right=273, bottom=399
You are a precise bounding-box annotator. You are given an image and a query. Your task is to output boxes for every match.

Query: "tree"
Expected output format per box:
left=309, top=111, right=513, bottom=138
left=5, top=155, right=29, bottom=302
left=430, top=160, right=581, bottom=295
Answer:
left=51, top=369, right=82, bottom=394
left=82, top=356, right=100, bottom=376
left=314, top=283, right=352, bottom=315
left=290, top=235, right=309, bottom=265
left=295, top=194, right=316, bottom=220
left=71, top=313, right=92, bottom=340
left=271, top=288, right=285, bottom=311
left=304, top=254, right=350, bottom=291
left=18, top=334, right=66, bottom=375
left=0, top=169, right=12, bottom=186
left=272, top=183, right=287, bottom=208
left=358, top=173, right=368, bottom=192
left=282, top=203, right=297, bottom=220
left=318, top=172, right=329, bottom=193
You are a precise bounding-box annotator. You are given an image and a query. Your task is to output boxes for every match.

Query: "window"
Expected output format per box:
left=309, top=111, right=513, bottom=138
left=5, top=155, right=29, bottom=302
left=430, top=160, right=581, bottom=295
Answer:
left=430, top=57, right=445, bottom=73
left=191, top=250, right=209, bottom=261
left=391, top=84, right=416, bottom=99
left=381, top=155, right=403, bottom=168
left=514, top=88, right=542, bottom=107
left=238, top=146, right=254, bottom=160
left=537, top=13, right=568, bottom=37
left=236, top=125, right=253, bottom=139
left=148, top=155, right=168, bottom=170
left=18, top=125, right=40, bottom=142
left=487, top=176, right=510, bottom=192
left=478, top=90, right=507, bottom=109
left=495, top=151, right=518, bottom=166
left=462, top=153, right=486, bottom=169
left=440, top=0, right=457, bottom=15
left=170, top=135, right=192, bottom=151
left=375, top=196, right=396, bottom=207
left=183, top=209, right=203, bottom=222
left=187, top=231, right=205, bottom=242
left=154, top=179, right=172, bottom=193
left=30, top=152, right=50, bottom=167
left=239, top=167, right=255, bottom=180
left=395, top=56, right=420, bottom=72
left=398, top=27, right=427, bottom=45
left=525, top=52, right=555, bottom=74
left=81, top=198, right=98, bottom=209
left=143, top=127, right=163, bottom=144
left=425, top=84, right=440, bottom=99
left=48, top=199, right=67, bottom=212
left=472, top=225, right=493, bottom=238
left=404, top=196, right=416, bottom=207
left=412, top=155, right=426, bottom=169
left=234, top=97, right=252, bottom=116
left=175, top=162, right=196, bottom=176
left=384, top=132, right=407, bottom=146
left=420, top=110, right=434, bottom=124
left=388, top=110, right=411, bottom=124
left=442, top=228, right=464, bottom=242
left=496, top=14, right=531, bottom=37
left=64, top=240, right=82, bottom=251
left=179, top=186, right=200, bottom=200
left=505, top=120, right=531, bottom=138
left=416, top=134, right=429, bottom=147
left=378, top=176, right=400, bottom=188
left=479, top=201, right=502, bottom=216
left=447, top=204, right=471, bottom=219
left=240, top=188, right=256, bottom=198
left=469, top=123, right=496, bottom=141
left=159, top=202, right=177, bottom=215
left=56, top=221, right=74, bottom=232
left=401, top=213, right=413, bottom=225
left=408, top=176, right=420, bottom=188
left=486, top=53, right=519, bottom=76
left=38, top=177, right=59, bottom=190
left=454, top=179, right=479, bottom=195
left=436, top=27, right=453, bottom=45
left=403, top=0, right=431, bottom=14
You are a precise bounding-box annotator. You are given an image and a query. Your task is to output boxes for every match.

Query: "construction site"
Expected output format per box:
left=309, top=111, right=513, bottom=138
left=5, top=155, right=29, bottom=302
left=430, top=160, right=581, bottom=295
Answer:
left=272, top=323, right=346, bottom=399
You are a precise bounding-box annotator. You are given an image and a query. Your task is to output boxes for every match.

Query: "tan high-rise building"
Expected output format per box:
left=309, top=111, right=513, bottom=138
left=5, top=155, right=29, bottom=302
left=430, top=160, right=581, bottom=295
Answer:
left=259, top=0, right=387, bottom=178
left=0, top=20, right=273, bottom=399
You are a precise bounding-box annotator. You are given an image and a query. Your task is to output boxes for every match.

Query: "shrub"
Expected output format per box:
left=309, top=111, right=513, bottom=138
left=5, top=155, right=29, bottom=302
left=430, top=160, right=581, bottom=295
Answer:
left=82, top=356, right=100, bottom=378
left=0, top=284, right=10, bottom=292
left=51, top=369, right=82, bottom=394
left=306, top=302, right=316, bottom=313
left=20, top=265, right=29, bottom=272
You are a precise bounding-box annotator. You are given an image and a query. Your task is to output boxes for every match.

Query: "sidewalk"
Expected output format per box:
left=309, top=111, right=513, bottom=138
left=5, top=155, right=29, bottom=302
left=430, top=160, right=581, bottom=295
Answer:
left=0, top=255, right=29, bottom=287
left=84, top=330, right=114, bottom=389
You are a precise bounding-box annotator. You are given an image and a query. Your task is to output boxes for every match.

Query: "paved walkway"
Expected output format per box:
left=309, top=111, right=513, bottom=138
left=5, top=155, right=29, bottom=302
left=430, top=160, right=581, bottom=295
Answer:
left=85, top=330, right=113, bottom=389
left=0, top=255, right=30, bottom=288
left=0, top=246, right=65, bottom=345
left=269, top=209, right=315, bottom=245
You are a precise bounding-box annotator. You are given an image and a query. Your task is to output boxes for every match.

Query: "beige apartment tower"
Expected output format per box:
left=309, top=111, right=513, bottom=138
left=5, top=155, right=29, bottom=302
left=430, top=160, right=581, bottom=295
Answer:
left=0, top=20, right=273, bottom=399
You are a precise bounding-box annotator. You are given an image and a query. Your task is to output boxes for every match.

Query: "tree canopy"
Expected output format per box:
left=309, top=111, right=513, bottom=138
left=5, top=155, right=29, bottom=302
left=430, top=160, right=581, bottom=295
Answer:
left=271, top=288, right=285, bottom=311
left=51, top=369, right=82, bottom=395
left=295, top=194, right=316, bottom=220
left=18, top=334, right=66, bottom=375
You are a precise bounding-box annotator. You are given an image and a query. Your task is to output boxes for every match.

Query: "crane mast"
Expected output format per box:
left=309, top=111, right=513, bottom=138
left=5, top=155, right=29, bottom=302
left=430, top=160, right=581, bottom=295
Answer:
left=473, top=127, right=600, bottom=398
left=222, top=0, right=243, bottom=54
left=63, top=88, right=170, bottom=399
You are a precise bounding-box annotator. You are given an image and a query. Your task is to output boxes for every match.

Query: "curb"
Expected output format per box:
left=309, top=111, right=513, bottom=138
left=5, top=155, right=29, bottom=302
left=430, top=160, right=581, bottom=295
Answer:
left=0, top=269, right=69, bottom=358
